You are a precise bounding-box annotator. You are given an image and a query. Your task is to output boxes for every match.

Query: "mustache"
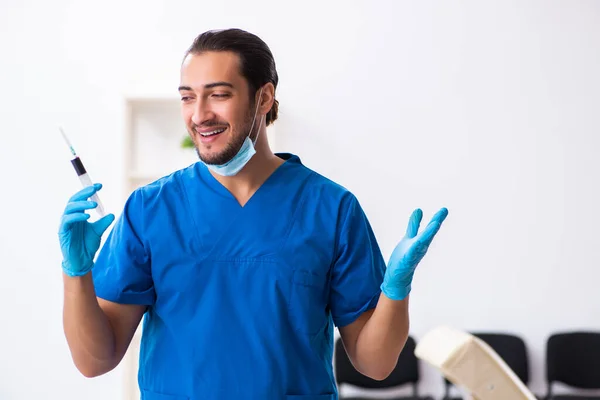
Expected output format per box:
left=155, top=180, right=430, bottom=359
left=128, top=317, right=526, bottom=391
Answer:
left=192, top=121, right=229, bottom=130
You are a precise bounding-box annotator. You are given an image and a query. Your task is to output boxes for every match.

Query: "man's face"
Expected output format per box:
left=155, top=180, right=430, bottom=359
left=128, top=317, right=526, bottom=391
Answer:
left=179, top=51, right=257, bottom=165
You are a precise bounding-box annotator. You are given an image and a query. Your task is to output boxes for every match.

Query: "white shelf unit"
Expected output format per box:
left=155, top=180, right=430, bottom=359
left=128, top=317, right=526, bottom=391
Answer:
left=123, top=96, right=198, bottom=195
left=120, top=95, right=278, bottom=400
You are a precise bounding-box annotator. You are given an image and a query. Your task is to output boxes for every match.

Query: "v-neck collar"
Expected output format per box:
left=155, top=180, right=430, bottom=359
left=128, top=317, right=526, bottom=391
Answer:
left=195, top=153, right=300, bottom=208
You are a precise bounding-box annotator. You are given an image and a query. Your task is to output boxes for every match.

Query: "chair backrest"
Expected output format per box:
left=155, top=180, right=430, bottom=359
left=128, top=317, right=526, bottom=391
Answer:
left=442, top=332, right=529, bottom=399
left=473, top=332, right=530, bottom=384
left=334, top=336, right=420, bottom=390
left=546, top=331, right=600, bottom=390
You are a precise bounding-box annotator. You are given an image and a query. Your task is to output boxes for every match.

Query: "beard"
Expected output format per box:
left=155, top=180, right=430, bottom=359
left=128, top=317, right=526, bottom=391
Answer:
left=193, top=105, right=257, bottom=166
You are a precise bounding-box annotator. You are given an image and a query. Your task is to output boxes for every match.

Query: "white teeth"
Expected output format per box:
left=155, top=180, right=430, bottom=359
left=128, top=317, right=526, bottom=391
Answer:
left=199, top=128, right=225, bottom=137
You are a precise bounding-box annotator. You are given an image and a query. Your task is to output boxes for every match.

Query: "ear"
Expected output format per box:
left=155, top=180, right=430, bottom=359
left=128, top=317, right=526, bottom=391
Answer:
left=258, top=82, right=275, bottom=116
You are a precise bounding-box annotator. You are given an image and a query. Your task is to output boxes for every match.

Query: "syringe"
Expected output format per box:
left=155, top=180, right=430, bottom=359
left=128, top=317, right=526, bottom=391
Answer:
left=59, top=127, right=106, bottom=217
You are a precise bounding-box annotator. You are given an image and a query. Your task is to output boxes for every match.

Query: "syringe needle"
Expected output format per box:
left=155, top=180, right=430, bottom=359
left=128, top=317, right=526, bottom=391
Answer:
left=59, top=126, right=77, bottom=157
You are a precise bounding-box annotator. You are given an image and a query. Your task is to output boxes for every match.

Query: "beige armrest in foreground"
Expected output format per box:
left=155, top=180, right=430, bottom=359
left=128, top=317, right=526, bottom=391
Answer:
left=414, top=326, right=536, bottom=400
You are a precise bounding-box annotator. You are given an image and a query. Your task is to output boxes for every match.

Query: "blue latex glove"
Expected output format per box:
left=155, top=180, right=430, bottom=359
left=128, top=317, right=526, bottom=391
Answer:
left=381, top=207, right=449, bottom=300
left=59, top=183, right=115, bottom=277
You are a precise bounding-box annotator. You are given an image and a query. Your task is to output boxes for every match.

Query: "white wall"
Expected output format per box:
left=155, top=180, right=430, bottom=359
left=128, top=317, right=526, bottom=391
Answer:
left=1, top=0, right=599, bottom=399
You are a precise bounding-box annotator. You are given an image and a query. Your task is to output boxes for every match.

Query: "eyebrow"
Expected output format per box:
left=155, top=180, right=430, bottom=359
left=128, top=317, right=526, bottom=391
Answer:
left=178, top=82, right=234, bottom=91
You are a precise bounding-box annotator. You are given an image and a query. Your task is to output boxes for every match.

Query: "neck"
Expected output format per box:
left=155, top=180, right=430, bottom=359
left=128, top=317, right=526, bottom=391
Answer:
left=208, top=128, right=284, bottom=204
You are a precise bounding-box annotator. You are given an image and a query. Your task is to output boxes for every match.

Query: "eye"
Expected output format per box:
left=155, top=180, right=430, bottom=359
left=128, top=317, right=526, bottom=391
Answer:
left=180, top=96, right=194, bottom=102
left=211, top=93, right=231, bottom=99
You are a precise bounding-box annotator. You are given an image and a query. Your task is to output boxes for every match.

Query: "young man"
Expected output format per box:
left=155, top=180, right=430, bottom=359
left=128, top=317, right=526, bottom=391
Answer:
left=59, top=28, right=448, bottom=399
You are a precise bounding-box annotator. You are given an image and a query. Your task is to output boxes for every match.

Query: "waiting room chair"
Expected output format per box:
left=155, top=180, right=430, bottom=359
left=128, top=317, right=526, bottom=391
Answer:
left=545, top=331, right=600, bottom=400
left=442, top=332, right=535, bottom=400
left=334, top=336, right=433, bottom=400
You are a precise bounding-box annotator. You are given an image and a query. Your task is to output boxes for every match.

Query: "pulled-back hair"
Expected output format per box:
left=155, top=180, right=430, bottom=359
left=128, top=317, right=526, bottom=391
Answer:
left=185, top=28, right=279, bottom=126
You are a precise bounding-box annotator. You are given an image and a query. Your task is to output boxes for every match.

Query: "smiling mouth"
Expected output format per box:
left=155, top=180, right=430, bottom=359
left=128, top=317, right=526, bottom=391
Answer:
left=197, top=128, right=226, bottom=137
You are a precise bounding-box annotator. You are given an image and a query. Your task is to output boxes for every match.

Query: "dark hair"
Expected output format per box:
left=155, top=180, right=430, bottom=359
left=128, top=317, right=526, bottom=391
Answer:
left=185, top=28, right=279, bottom=126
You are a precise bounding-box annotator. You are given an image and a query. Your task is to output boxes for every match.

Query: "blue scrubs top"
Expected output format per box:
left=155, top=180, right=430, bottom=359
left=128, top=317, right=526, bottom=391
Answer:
left=92, top=153, right=386, bottom=400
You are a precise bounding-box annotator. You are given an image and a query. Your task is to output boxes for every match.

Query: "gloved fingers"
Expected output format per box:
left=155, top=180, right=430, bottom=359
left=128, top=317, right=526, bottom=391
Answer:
left=419, top=207, right=448, bottom=242
left=418, top=220, right=442, bottom=246
left=405, top=208, right=423, bottom=239
left=64, top=200, right=97, bottom=215
left=91, top=213, right=115, bottom=236
left=59, top=212, right=90, bottom=233
left=429, top=207, right=449, bottom=225
left=68, top=183, right=102, bottom=203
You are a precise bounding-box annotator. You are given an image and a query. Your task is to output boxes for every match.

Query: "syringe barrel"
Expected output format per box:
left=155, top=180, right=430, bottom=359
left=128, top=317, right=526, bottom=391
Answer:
left=75, top=166, right=106, bottom=218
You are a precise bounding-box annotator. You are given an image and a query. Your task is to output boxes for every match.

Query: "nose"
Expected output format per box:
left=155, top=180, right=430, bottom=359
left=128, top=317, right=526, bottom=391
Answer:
left=191, top=98, right=215, bottom=126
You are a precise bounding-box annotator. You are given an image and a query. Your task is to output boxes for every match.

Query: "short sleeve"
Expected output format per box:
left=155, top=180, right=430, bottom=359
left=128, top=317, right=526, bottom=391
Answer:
left=92, top=189, right=155, bottom=305
left=329, top=194, right=386, bottom=328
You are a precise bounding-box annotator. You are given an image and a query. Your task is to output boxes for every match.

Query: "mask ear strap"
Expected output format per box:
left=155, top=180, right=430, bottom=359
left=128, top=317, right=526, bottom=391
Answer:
left=250, top=88, right=264, bottom=145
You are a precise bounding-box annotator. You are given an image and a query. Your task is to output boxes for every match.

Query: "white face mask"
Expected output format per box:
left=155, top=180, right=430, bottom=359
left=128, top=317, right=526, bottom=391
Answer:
left=204, top=88, right=264, bottom=177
